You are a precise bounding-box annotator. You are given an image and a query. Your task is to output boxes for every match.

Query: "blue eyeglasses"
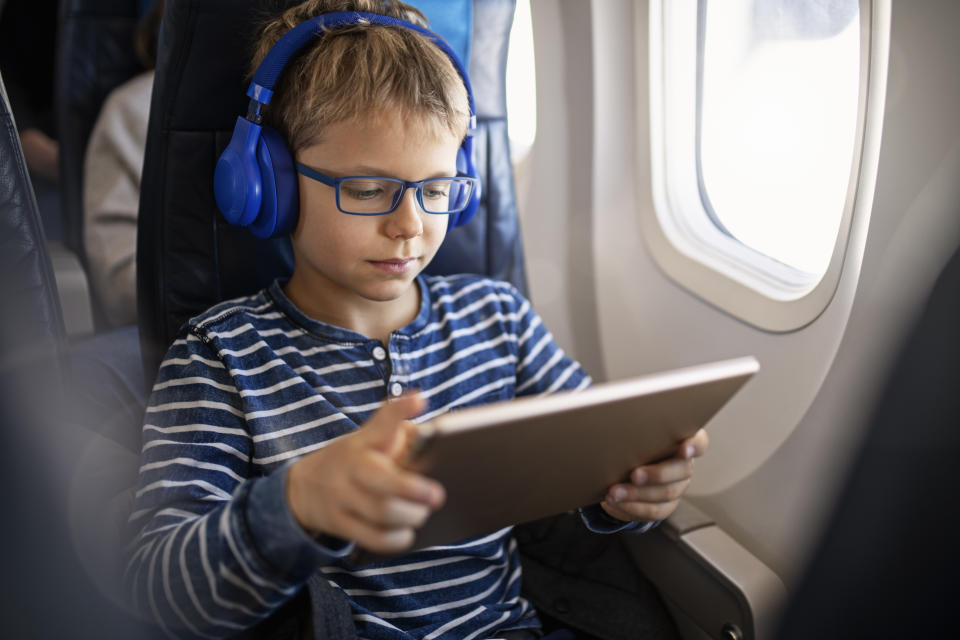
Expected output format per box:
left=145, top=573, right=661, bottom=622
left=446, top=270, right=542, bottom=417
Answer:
left=295, top=162, right=478, bottom=216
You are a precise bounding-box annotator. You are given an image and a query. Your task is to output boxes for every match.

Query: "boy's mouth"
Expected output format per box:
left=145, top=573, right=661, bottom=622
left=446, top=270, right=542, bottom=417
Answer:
left=368, top=257, right=416, bottom=274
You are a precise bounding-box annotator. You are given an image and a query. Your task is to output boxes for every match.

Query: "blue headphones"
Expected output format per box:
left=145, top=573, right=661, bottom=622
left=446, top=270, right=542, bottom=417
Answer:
left=214, top=11, right=481, bottom=239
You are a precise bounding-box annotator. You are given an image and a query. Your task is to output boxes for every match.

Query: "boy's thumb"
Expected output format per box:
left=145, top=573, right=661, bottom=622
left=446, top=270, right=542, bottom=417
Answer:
left=363, top=392, right=425, bottom=455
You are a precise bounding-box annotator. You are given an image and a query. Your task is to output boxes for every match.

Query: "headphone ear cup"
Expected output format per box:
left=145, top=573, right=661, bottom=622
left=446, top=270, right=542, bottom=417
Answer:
left=249, top=126, right=300, bottom=239
left=452, top=140, right=481, bottom=229
left=214, top=117, right=264, bottom=226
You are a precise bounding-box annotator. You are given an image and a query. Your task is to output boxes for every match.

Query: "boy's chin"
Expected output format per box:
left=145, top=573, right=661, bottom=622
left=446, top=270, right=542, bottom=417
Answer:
left=359, top=278, right=419, bottom=303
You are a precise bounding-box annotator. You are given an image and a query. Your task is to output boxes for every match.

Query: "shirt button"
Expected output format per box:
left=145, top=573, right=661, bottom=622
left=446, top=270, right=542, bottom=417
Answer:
left=390, top=382, right=403, bottom=397
left=372, top=346, right=387, bottom=361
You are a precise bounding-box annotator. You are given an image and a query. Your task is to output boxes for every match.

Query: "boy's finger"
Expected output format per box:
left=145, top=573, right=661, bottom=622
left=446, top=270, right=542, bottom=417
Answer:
left=602, top=498, right=680, bottom=524
left=678, top=429, right=709, bottom=459
left=607, top=477, right=691, bottom=504
left=336, top=510, right=416, bottom=554
left=361, top=392, right=426, bottom=452
left=345, top=494, right=432, bottom=529
left=630, top=457, right=694, bottom=486
left=599, top=501, right=634, bottom=523
left=353, top=452, right=445, bottom=507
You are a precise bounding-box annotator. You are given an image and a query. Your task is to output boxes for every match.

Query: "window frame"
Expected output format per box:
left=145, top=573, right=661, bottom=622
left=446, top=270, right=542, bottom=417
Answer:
left=641, top=0, right=890, bottom=331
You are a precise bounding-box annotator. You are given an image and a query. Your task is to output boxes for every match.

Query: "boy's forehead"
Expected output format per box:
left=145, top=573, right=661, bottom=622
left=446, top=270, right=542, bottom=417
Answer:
left=305, top=109, right=461, bottom=154
left=349, top=107, right=461, bottom=142
left=299, top=108, right=462, bottom=175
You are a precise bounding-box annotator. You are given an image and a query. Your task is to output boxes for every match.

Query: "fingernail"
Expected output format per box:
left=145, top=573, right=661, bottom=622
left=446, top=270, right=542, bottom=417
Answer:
left=425, top=483, right=445, bottom=506
left=684, top=444, right=696, bottom=459
left=415, top=483, right=432, bottom=502
left=383, top=528, right=414, bottom=550
left=611, top=487, right=627, bottom=502
left=632, top=469, right=647, bottom=485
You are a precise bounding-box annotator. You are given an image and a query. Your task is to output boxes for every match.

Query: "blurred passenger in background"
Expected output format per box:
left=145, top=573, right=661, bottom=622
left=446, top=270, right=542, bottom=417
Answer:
left=82, top=0, right=162, bottom=328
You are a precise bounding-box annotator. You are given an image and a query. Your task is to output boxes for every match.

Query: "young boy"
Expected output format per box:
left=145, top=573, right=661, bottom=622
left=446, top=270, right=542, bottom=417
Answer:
left=125, top=1, right=708, bottom=638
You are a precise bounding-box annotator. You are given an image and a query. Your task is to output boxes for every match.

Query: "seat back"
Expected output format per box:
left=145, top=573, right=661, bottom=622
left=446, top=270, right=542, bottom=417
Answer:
left=1, top=72, right=161, bottom=637
left=0, top=71, right=66, bottom=366
left=4, top=58, right=149, bottom=617
left=136, top=0, right=526, bottom=377
left=56, top=0, right=143, bottom=263
left=773, top=241, right=960, bottom=639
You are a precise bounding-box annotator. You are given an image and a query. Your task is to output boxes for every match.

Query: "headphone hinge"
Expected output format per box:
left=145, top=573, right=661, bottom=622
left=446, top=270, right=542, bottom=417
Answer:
left=245, top=100, right=264, bottom=125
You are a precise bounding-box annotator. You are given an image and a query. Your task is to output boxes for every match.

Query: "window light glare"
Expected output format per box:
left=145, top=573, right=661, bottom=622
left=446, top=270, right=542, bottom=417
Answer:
left=700, top=0, right=861, bottom=276
left=506, top=0, right=537, bottom=160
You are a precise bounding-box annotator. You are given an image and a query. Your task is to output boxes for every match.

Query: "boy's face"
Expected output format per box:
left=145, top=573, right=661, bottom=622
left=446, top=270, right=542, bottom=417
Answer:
left=289, top=110, right=459, bottom=313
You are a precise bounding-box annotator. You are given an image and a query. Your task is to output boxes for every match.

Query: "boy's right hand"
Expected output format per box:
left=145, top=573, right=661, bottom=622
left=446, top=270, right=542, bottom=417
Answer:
left=286, top=393, right=446, bottom=554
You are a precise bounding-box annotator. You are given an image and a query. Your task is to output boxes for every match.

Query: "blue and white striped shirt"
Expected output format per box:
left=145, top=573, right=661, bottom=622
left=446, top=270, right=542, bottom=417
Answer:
left=126, top=274, right=631, bottom=639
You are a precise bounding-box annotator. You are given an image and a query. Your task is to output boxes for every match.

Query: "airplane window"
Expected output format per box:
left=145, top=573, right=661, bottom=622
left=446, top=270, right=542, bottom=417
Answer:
left=645, top=0, right=885, bottom=329
left=506, top=0, right=536, bottom=163
left=699, top=0, right=861, bottom=277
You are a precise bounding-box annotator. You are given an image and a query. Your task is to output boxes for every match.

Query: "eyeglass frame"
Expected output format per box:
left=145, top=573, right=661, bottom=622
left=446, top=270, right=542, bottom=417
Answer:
left=295, top=162, right=479, bottom=216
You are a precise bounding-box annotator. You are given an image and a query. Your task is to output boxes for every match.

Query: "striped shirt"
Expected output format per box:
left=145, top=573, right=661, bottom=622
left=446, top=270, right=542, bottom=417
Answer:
left=126, top=274, right=632, bottom=639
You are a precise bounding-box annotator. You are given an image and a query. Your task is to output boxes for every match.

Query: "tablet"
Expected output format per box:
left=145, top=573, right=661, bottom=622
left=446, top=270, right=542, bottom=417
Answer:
left=403, top=355, right=759, bottom=550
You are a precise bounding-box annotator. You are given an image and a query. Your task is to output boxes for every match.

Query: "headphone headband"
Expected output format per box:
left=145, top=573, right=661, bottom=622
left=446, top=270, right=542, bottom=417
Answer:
left=249, top=11, right=475, bottom=126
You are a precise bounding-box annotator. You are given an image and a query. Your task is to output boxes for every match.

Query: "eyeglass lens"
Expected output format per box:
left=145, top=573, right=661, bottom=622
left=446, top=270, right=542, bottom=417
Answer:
left=339, top=178, right=474, bottom=214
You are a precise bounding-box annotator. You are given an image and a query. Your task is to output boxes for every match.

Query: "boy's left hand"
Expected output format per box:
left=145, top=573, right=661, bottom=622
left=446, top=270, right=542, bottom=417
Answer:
left=600, top=428, right=709, bottom=523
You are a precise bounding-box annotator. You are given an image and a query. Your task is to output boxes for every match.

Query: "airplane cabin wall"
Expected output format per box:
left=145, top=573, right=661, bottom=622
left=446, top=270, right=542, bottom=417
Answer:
left=520, top=0, right=960, bottom=584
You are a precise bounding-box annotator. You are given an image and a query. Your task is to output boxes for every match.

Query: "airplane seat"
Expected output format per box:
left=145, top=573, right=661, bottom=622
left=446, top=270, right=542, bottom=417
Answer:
left=773, top=241, right=960, bottom=639
left=1, top=69, right=152, bottom=627
left=0, top=71, right=67, bottom=374
left=1, top=69, right=158, bottom=637
left=134, top=0, right=676, bottom=637
left=55, top=0, right=146, bottom=334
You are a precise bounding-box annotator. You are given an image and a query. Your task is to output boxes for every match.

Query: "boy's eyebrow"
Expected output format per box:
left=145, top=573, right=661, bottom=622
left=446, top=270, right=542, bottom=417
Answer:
left=343, top=165, right=459, bottom=179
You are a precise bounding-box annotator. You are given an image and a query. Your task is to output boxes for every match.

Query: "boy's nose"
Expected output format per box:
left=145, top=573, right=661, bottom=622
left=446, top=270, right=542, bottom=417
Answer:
left=383, top=188, right=423, bottom=239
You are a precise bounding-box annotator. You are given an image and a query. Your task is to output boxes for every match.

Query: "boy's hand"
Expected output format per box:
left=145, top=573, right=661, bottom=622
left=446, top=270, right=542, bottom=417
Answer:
left=600, top=428, right=709, bottom=523
left=286, top=393, right=445, bottom=554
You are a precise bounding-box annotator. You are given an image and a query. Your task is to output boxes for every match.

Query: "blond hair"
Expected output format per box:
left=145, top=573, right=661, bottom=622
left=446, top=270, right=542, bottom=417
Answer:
left=249, top=0, right=471, bottom=153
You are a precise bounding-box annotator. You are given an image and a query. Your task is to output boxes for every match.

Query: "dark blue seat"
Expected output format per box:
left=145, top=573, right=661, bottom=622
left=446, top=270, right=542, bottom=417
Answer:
left=0, top=75, right=65, bottom=367
left=774, top=242, right=960, bottom=639
left=0, top=69, right=156, bottom=638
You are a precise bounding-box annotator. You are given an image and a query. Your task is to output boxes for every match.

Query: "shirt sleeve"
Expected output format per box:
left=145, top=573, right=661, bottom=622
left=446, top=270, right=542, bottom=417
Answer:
left=578, top=505, right=656, bottom=534
left=125, top=331, right=351, bottom=638
left=509, top=288, right=592, bottom=397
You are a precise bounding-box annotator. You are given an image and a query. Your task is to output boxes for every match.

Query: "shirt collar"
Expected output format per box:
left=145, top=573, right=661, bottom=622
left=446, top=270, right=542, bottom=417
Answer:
left=266, top=277, right=432, bottom=343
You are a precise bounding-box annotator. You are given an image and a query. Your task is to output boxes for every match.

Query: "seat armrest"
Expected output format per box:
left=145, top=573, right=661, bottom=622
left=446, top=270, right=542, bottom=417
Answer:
left=47, top=241, right=94, bottom=337
left=624, top=501, right=787, bottom=640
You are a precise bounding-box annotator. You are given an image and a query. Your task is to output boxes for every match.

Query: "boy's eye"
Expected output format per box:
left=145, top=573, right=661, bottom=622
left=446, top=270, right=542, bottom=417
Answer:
left=422, top=182, right=450, bottom=200
left=341, top=179, right=393, bottom=202
left=349, top=189, right=380, bottom=200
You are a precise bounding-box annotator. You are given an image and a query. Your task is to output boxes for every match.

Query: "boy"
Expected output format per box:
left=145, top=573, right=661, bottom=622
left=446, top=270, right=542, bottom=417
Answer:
left=125, top=1, right=708, bottom=638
